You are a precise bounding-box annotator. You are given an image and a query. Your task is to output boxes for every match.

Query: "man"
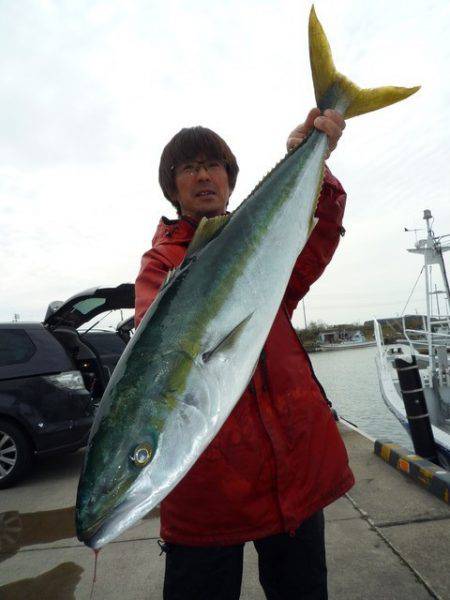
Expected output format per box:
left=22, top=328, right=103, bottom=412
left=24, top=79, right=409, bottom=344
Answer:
left=135, top=108, right=354, bottom=600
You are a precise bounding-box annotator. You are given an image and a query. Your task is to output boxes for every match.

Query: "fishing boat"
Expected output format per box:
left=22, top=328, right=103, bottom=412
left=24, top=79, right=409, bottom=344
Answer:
left=374, top=210, right=450, bottom=468
left=318, top=333, right=376, bottom=352
left=314, top=328, right=376, bottom=351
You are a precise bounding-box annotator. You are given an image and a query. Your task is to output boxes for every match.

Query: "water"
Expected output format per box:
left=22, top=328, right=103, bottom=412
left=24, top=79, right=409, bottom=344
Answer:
left=309, top=345, right=413, bottom=450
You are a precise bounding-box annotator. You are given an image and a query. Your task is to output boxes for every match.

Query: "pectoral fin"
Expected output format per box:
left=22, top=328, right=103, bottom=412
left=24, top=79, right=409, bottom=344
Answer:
left=202, top=313, right=254, bottom=362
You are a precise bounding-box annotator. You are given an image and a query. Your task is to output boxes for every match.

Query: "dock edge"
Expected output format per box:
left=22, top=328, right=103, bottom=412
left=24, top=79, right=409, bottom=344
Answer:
left=374, top=439, right=450, bottom=505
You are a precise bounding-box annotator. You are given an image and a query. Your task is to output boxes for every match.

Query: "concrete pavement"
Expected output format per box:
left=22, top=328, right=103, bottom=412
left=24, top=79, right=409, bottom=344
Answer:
left=0, top=423, right=449, bottom=599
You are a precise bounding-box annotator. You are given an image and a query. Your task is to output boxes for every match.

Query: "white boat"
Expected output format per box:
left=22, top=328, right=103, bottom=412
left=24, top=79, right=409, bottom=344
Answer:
left=319, top=340, right=376, bottom=351
left=317, top=329, right=376, bottom=351
left=374, top=210, right=450, bottom=468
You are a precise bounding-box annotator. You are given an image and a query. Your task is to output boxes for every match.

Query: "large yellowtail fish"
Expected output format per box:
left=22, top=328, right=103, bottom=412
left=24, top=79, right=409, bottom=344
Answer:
left=76, top=6, right=419, bottom=549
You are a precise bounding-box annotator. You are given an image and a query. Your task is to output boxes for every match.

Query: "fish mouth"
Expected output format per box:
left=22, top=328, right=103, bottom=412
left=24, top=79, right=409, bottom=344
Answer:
left=77, top=496, right=133, bottom=549
left=81, top=490, right=155, bottom=550
left=77, top=513, right=110, bottom=547
left=76, top=477, right=136, bottom=547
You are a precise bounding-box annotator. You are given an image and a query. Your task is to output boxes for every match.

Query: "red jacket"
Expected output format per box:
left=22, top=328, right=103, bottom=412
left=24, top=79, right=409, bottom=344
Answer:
left=135, top=167, right=354, bottom=546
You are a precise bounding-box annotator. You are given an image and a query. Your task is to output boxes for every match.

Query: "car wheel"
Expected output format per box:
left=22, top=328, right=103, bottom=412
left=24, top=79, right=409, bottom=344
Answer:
left=0, top=420, right=33, bottom=489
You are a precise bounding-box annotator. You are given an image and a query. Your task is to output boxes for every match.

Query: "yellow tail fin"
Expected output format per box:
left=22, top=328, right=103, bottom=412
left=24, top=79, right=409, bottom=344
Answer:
left=309, top=6, right=420, bottom=118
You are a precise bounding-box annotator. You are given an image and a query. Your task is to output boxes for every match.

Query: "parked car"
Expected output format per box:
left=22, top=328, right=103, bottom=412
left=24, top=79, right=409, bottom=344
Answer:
left=0, top=283, right=135, bottom=488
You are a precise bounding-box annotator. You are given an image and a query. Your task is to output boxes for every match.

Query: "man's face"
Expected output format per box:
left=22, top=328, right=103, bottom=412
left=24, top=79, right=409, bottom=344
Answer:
left=173, top=155, right=231, bottom=220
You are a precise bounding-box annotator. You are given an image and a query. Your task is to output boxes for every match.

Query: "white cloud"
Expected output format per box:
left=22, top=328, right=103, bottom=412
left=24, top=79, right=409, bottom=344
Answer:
left=1, top=0, right=449, bottom=326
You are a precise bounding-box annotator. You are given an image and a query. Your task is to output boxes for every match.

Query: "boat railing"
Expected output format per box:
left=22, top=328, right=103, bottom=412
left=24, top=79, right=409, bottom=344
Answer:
left=402, top=324, right=450, bottom=387
left=374, top=317, right=450, bottom=388
left=402, top=313, right=450, bottom=354
left=404, top=327, right=450, bottom=344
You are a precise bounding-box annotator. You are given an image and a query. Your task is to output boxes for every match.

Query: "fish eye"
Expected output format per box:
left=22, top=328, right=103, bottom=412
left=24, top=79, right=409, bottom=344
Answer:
left=131, top=442, right=153, bottom=467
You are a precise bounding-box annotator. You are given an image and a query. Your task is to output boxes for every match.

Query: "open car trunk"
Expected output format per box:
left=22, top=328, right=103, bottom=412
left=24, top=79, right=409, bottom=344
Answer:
left=44, top=284, right=135, bottom=399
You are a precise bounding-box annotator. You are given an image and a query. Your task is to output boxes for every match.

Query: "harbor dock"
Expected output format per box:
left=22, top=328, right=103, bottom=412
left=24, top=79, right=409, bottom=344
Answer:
left=1, top=422, right=449, bottom=599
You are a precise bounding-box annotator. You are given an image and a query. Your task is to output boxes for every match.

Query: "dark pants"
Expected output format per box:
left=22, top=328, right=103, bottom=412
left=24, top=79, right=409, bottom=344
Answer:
left=162, top=511, right=327, bottom=600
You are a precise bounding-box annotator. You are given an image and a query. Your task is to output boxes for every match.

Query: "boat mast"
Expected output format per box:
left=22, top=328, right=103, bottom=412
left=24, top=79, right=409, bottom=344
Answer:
left=423, top=211, right=434, bottom=378
left=408, top=209, right=450, bottom=383
left=423, top=209, right=450, bottom=316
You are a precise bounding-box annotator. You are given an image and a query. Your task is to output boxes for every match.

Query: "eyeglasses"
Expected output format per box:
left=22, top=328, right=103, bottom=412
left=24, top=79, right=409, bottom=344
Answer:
left=173, top=160, right=227, bottom=178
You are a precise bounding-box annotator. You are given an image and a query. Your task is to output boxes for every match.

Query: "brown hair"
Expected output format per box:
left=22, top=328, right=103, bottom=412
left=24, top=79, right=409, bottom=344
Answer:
left=158, top=126, right=239, bottom=215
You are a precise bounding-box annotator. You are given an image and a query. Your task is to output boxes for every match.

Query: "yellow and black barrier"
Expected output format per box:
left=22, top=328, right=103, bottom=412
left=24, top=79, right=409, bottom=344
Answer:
left=374, top=439, right=450, bottom=505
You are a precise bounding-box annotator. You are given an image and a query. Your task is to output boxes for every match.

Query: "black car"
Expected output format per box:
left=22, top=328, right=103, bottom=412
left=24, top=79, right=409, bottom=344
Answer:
left=0, top=283, right=135, bottom=488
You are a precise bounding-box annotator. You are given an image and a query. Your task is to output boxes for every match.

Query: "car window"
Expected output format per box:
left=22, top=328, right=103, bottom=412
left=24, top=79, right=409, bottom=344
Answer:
left=72, top=297, right=107, bottom=315
left=82, top=332, right=126, bottom=354
left=0, top=330, right=36, bottom=366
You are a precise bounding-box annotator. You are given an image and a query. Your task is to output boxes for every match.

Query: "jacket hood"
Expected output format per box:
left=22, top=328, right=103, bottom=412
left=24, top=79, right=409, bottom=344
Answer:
left=152, top=216, right=198, bottom=248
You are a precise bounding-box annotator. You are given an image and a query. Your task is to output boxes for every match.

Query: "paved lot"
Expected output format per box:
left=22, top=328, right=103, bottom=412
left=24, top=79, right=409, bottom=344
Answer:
left=0, top=424, right=449, bottom=599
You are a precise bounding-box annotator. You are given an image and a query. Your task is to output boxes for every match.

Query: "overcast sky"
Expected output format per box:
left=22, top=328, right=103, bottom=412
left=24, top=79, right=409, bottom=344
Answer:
left=1, top=0, right=449, bottom=329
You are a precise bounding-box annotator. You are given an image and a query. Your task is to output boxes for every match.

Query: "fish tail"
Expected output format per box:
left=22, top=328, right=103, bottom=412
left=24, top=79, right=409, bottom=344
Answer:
left=309, top=6, right=420, bottom=118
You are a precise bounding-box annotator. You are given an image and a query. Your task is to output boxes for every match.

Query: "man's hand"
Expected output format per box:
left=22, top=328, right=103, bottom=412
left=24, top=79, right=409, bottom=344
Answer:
left=286, top=108, right=345, bottom=158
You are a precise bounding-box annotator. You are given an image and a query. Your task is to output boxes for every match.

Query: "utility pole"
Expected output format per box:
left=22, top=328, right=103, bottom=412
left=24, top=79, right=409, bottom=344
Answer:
left=302, top=299, right=307, bottom=329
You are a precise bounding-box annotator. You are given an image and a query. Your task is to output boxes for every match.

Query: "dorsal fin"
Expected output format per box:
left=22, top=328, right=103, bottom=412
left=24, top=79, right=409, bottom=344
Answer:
left=185, top=214, right=231, bottom=258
